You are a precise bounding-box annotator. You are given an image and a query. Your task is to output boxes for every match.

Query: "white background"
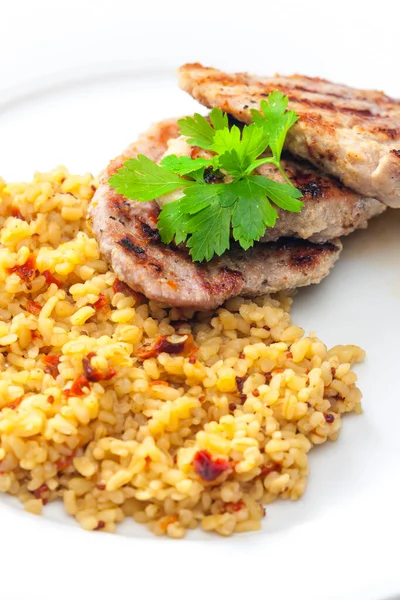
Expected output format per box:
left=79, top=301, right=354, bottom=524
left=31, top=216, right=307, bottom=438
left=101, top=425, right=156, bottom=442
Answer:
left=1, top=1, right=400, bottom=599
left=2, top=0, right=400, bottom=96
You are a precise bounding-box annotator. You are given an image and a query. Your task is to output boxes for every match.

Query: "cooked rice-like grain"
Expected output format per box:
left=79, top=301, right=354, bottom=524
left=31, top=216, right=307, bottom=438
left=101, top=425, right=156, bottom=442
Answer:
left=0, top=168, right=365, bottom=537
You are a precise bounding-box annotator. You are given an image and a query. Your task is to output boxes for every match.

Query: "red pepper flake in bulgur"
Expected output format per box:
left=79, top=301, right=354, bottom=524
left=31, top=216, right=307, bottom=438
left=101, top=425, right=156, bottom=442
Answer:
left=43, top=354, right=61, bottom=378
left=228, top=402, right=237, bottom=411
left=331, top=367, right=336, bottom=377
left=91, top=293, right=109, bottom=311
left=47, top=395, right=55, bottom=405
left=193, top=450, right=231, bottom=482
left=26, top=300, right=42, bottom=315
left=235, top=376, right=246, bottom=393
left=32, top=483, right=50, bottom=504
left=188, top=346, right=198, bottom=364
left=286, top=352, right=293, bottom=359
left=11, top=207, right=24, bottom=220
left=324, top=413, right=335, bottom=423
left=8, top=255, right=36, bottom=281
left=225, top=500, right=245, bottom=512
left=82, top=354, right=116, bottom=383
left=42, top=270, right=61, bottom=288
left=252, top=389, right=260, bottom=397
left=94, top=520, right=106, bottom=530
left=96, top=483, right=106, bottom=491
left=136, top=334, right=195, bottom=360
left=6, top=396, right=23, bottom=410
left=264, top=372, right=272, bottom=382
left=239, top=393, right=247, bottom=402
left=64, top=374, right=91, bottom=397
left=159, top=515, right=178, bottom=532
left=55, top=454, right=75, bottom=471
left=149, top=380, right=169, bottom=387
left=239, top=352, right=245, bottom=359
left=260, top=463, right=281, bottom=478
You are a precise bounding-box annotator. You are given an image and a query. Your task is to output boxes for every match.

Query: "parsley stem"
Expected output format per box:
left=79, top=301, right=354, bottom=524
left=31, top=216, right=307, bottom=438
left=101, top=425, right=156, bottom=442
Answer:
left=276, top=163, right=293, bottom=186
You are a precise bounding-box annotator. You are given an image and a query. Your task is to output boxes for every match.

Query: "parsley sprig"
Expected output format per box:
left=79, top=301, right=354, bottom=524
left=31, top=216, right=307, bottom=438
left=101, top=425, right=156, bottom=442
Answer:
left=109, top=91, right=303, bottom=262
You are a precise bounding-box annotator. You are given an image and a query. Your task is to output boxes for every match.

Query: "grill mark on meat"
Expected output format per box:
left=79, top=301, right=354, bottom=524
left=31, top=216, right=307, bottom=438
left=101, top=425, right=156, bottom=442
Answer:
left=290, top=84, right=346, bottom=99
left=289, top=96, right=377, bottom=118
left=118, top=236, right=146, bottom=255
left=139, top=219, right=161, bottom=242
left=217, top=266, right=243, bottom=288
left=391, top=149, right=400, bottom=157
left=263, top=239, right=339, bottom=271
left=112, top=198, right=132, bottom=223
left=372, top=127, right=400, bottom=139
left=259, top=87, right=378, bottom=117
left=150, top=262, right=162, bottom=272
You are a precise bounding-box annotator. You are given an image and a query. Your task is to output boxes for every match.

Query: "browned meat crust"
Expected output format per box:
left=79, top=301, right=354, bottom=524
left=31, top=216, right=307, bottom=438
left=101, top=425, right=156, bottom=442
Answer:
left=178, top=63, right=400, bottom=208
left=89, top=120, right=341, bottom=310
left=259, top=156, right=385, bottom=242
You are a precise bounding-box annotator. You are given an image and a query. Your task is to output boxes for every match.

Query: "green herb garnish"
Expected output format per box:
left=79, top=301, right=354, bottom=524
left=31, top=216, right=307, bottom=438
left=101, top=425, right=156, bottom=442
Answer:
left=109, top=92, right=303, bottom=262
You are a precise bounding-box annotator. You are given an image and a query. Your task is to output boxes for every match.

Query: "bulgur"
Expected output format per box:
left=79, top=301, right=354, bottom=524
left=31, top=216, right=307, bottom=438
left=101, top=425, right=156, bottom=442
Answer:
left=0, top=168, right=365, bottom=537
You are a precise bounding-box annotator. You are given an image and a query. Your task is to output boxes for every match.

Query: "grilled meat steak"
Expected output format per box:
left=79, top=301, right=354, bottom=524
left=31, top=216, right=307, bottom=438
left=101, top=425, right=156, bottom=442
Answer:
left=89, top=120, right=341, bottom=309
left=178, top=63, right=400, bottom=208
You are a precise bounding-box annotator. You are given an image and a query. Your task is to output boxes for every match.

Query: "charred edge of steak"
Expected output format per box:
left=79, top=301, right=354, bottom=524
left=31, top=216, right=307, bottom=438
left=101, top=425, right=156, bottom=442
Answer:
left=391, top=149, right=400, bottom=157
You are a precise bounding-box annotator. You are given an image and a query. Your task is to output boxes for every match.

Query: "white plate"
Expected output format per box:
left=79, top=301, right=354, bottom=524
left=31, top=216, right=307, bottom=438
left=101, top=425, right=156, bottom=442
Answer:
left=1, top=3, right=400, bottom=600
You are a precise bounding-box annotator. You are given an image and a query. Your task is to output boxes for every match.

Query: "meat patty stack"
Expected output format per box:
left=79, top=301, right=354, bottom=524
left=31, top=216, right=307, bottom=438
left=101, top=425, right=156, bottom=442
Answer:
left=89, top=63, right=399, bottom=309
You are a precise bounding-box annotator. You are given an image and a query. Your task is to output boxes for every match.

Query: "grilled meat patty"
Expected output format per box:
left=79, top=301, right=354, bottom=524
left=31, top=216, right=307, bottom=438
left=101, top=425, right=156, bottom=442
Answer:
left=89, top=120, right=342, bottom=309
left=178, top=63, right=400, bottom=208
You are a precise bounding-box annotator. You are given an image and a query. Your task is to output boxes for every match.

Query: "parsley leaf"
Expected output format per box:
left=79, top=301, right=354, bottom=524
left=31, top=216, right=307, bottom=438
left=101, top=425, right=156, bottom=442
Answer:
left=157, top=199, right=189, bottom=245
left=177, top=113, right=215, bottom=150
left=178, top=183, right=223, bottom=214
left=209, top=107, right=229, bottom=131
left=249, top=176, right=303, bottom=212
left=251, top=91, right=298, bottom=163
left=186, top=198, right=231, bottom=262
left=231, top=179, right=278, bottom=247
left=160, top=154, right=213, bottom=175
left=109, top=155, right=187, bottom=201
left=237, top=123, right=270, bottom=166
left=212, top=126, right=241, bottom=155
